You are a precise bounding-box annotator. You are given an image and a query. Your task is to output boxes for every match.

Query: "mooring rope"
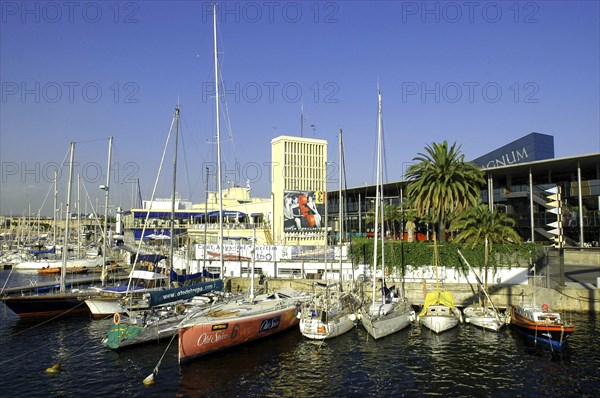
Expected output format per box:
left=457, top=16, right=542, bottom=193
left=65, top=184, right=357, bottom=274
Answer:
left=1, top=300, right=88, bottom=339
left=143, top=332, right=178, bottom=385
left=0, top=319, right=90, bottom=366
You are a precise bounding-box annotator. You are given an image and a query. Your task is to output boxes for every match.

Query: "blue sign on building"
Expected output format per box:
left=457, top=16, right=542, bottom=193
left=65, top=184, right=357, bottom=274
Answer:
left=471, top=132, right=554, bottom=168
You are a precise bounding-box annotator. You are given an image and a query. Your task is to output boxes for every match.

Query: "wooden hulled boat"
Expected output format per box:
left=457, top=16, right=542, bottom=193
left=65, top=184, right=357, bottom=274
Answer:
left=510, top=304, right=574, bottom=348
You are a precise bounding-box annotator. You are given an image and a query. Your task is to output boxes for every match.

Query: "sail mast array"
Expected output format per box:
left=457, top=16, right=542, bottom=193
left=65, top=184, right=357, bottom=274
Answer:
left=213, top=3, right=224, bottom=277
left=371, top=90, right=383, bottom=307
left=101, top=136, right=113, bottom=286
left=60, top=142, right=75, bottom=292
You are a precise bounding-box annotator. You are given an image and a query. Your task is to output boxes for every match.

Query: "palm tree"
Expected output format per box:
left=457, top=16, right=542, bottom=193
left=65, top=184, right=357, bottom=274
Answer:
left=405, top=141, right=484, bottom=242
left=402, top=207, right=418, bottom=242
left=450, top=204, right=522, bottom=302
left=383, top=203, right=400, bottom=238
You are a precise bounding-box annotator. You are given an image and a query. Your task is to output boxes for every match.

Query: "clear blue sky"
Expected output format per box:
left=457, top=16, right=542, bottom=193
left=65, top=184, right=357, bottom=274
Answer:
left=1, top=1, right=599, bottom=217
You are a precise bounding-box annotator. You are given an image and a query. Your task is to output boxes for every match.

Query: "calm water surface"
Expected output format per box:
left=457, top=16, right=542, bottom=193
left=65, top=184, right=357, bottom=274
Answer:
left=1, top=270, right=599, bottom=397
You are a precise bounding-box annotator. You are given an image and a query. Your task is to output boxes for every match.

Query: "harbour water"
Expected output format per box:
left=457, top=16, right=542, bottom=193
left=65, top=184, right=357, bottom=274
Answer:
left=1, top=270, right=599, bottom=397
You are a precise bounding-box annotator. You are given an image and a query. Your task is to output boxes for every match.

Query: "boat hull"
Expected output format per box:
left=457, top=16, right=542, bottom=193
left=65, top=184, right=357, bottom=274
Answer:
left=85, top=297, right=123, bottom=319
left=360, top=302, right=415, bottom=339
left=14, top=257, right=103, bottom=271
left=419, top=314, right=459, bottom=334
left=298, top=290, right=359, bottom=340
left=510, top=305, right=574, bottom=348
left=463, top=306, right=507, bottom=332
left=178, top=302, right=299, bottom=363
left=103, top=314, right=184, bottom=349
left=300, top=313, right=356, bottom=340
left=1, top=293, right=90, bottom=316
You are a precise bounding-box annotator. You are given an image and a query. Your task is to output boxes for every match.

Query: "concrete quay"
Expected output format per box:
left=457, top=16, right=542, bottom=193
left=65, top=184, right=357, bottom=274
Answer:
left=228, top=277, right=600, bottom=313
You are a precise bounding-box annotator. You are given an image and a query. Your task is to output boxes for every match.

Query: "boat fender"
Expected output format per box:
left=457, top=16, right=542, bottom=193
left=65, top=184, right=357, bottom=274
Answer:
left=113, top=312, right=121, bottom=325
left=231, top=324, right=239, bottom=339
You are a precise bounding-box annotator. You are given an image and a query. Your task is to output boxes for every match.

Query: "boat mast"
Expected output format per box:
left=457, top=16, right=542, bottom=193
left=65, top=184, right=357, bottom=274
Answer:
left=53, top=170, right=57, bottom=249
left=203, top=166, right=209, bottom=274
left=170, top=106, right=180, bottom=281
left=213, top=3, right=224, bottom=277
left=372, top=90, right=382, bottom=307
left=101, top=136, right=113, bottom=286
left=250, top=226, right=256, bottom=302
left=338, top=128, right=343, bottom=289
left=77, top=175, right=81, bottom=257
left=61, top=141, right=75, bottom=292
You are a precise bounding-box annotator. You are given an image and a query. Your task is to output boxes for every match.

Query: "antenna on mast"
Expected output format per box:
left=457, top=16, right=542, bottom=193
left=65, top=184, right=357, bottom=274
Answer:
left=300, top=101, right=304, bottom=137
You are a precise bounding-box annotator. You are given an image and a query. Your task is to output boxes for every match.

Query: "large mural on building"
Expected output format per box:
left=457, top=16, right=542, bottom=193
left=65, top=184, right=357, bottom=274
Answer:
left=283, top=190, right=325, bottom=233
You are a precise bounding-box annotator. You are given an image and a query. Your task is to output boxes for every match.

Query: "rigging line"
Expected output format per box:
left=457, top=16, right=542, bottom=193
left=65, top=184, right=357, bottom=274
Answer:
left=220, top=76, right=240, bottom=166
left=381, top=113, right=389, bottom=184
left=0, top=313, right=91, bottom=366
left=67, top=137, right=110, bottom=144
left=0, top=300, right=88, bottom=343
left=129, top=110, right=176, bottom=289
left=215, top=49, right=240, bottom=174
left=180, top=114, right=207, bottom=199
left=143, top=332, right=178, bottom=385
left=81, top=180, right=107, bottom=237
left=177, top=120, right=193, bottom=201
left=38, top=174, right=57, bottom=218
left=36, top=146, right=72, bottom=216
left=109, top=141, right=127, bottom=207
left=0, top=266, right=15, bottom=295
left=340, top=132, right=356, bottom=281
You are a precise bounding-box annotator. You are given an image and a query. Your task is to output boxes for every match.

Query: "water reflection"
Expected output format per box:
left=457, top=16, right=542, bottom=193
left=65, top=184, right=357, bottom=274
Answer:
left=2, top=267, right=600, bottom=398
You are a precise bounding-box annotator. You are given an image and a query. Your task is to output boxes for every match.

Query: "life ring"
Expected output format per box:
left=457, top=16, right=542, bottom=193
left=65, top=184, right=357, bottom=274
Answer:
left=265, top=253, right=272, bottom=261
left=113, top=312, right=121, bottom=325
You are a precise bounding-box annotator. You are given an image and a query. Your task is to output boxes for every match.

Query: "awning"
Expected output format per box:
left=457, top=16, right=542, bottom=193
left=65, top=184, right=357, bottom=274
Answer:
left=203, top=210, right=247, bottom=218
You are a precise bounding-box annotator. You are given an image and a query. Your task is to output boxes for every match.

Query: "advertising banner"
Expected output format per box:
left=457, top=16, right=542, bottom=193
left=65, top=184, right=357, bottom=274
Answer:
left=283, top=190, right=325, bottom=234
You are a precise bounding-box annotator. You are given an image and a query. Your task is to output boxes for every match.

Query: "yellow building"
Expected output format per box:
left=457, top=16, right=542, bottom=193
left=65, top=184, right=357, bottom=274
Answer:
left=125, top=135, right=329, bottom=247
left=271, top=135, right=328, bottom=245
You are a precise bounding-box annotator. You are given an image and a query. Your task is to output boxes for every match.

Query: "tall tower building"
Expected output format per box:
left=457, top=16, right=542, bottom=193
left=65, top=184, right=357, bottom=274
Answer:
left=271, top=135, right=328, bottom=245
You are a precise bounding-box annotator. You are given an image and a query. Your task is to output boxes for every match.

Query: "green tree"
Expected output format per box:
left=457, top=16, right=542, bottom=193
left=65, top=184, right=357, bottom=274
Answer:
left=383, top=203, right=400, bottom=237
left=405, top=141, right=484, bottom=242
left=451, top=204, right=522, bottom=300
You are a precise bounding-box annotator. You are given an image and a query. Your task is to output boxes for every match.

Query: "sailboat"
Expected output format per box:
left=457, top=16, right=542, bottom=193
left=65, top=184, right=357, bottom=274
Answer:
left=1, top=142, right=104, bottom=316
left=458, top=249, right=508, bottom=332
left=359, top=90, right=415, bottom=339
left=13, top=169, right=104, bottom=274
left=179, top=228, right=302, bottom=361
left=417, top=235, right=462, bottom=333
left=177, top=5, right=303, bottom=362
left=89, top=107, right=223, bottom=322
left=298, top=130, right=361, bottom=340
left=102, top=106, right=224, bottom=348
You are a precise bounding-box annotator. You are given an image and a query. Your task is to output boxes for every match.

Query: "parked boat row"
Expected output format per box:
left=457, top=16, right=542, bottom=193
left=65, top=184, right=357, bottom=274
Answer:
left=0, top=5, right=575, bottom=378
